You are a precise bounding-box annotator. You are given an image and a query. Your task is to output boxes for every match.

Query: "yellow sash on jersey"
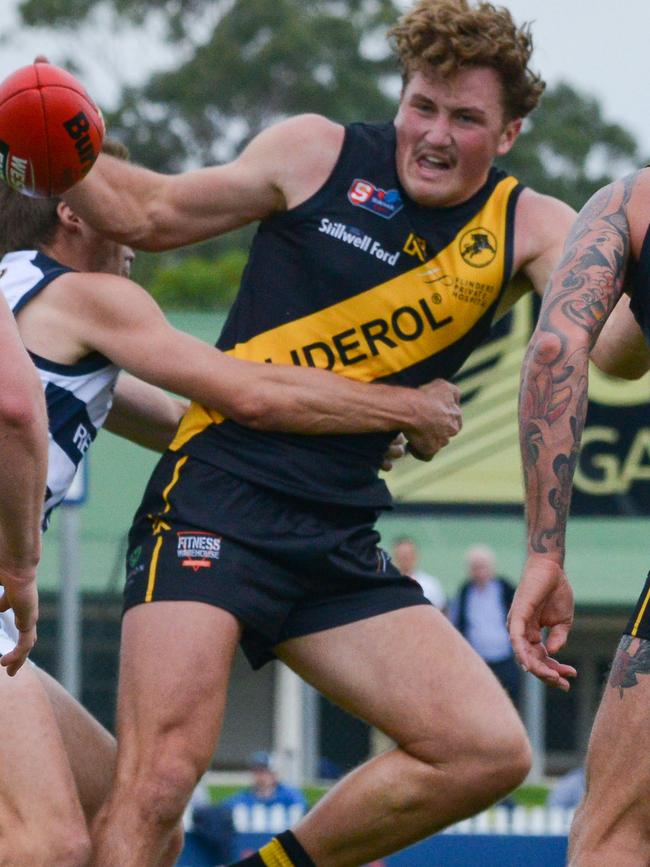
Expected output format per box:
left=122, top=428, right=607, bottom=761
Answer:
left=170, top=176, right=518, bottom=451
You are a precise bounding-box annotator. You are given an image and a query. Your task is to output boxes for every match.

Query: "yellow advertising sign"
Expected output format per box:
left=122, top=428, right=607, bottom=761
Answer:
left=386, top=295, right=650, bottom=511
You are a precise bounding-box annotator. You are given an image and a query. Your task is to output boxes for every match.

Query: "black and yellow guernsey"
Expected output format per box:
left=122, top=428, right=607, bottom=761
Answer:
left=170, top=121, right=523, bottom=509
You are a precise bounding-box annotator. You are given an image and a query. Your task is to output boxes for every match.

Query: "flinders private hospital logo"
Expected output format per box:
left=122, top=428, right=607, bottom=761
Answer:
left=318, top=218, right=401, bottom=266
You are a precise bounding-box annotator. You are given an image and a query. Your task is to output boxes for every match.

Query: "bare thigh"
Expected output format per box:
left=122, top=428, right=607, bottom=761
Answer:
left=113, top=601, right=242, bottom=782
left=37, top=666, right=115, bottom=824
left=276, top=604, right=524, bottom=760
left=571, top=636, right=650, bottom=865
left=274, top=605, right=529, bottom=865
left=0, top=662, right=86, bottom=842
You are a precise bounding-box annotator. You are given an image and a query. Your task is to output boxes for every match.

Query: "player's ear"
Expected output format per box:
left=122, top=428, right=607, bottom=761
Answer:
left=496, top=117, right=522, bottom=157
left=56, top=201, right=82, bottom=232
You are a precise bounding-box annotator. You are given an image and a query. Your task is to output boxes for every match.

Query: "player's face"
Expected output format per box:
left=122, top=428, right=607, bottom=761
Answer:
left=394, top=67, right=521, bottom=208
left=85, top=226, right=133, bottom=277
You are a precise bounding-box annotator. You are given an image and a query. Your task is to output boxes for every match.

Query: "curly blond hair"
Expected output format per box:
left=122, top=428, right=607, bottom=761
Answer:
left=389, top=0, right=545, bottom=120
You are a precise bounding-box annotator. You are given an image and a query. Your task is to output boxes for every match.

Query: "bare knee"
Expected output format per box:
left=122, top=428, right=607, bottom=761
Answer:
left=160, top=823, right=185, bottom=866
left=120, top=751, right=200, bottom=831
left=475, top=719, right=532, bottom=795
left=406, top=710, right=531, bottom=806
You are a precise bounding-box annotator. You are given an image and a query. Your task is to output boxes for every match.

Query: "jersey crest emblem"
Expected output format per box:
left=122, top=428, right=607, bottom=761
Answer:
left=348, top=178, right=403, bottom=219
left=459, top=227, right=498, bottom=267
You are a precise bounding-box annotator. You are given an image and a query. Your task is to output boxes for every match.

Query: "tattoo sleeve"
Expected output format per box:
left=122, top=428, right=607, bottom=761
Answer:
left=519, top=174, right=637, bottom=556
left=609, top=636, right=650, bottom=699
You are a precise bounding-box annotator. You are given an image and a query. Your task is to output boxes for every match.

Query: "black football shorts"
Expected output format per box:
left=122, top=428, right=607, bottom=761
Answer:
left=123, top=451, right=429, bottom=668
left=625, top=572, right=650, bottom=640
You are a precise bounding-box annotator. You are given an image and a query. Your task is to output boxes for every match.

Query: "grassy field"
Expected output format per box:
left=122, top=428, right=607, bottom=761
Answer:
left=206, top=782, right=550, bottom=809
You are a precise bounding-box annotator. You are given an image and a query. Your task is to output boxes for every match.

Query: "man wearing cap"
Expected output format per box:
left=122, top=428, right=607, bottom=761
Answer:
left=226, top=753, right=308, bottom=815
left=193, top=752, right=307, bottom=861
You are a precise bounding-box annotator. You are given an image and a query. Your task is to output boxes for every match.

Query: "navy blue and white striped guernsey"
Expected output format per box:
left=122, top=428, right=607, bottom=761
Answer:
left=0, top=250, right=119, bottom=529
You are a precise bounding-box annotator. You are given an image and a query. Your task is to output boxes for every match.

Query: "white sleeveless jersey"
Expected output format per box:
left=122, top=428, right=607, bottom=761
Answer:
left=0, top=250, right=120, bottom=529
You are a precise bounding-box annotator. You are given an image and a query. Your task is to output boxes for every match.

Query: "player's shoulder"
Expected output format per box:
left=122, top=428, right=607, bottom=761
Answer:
left=515, top=187, right=577, bottom=234
left=513, top=187, right=577, bottom=263
left=49, top=269, right=128, bottom=296
left=242, top=115, right=346, bottom=209
left=625, top=167, right=650, bottom=214
left=245, top=114, right=344, bottom=161
left=267, top=113, right=343, bottom=141
left=49, top=270, right=141, bottom=318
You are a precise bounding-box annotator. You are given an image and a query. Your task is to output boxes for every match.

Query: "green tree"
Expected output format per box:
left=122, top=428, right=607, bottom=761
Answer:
left=18, top=0, right=402, bottom=169
left=499, top=82, right=640, bottom=210
left=14, top=2, right=644, bottom=309
left=145, top=249, right=247, bottom=309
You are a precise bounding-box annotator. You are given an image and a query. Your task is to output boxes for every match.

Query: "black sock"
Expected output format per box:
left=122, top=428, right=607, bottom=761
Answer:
left=228, top=829, right=316, bottom=867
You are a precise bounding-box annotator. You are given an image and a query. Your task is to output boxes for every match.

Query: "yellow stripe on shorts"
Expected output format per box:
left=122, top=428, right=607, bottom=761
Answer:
left=145, top=536, right=164, bottom=603
left=631, top=585, right=650, bottom=636
left=259, top=838, right=295, bottom=867
left=144, top=455, right=188, bottom=603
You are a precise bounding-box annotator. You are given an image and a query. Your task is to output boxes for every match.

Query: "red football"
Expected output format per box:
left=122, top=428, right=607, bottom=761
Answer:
left=0, top=62, right=104, bottom=197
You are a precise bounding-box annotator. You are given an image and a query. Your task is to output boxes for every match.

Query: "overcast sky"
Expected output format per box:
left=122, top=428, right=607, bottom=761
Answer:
left=1, top=0, right=649, bottom=155
left=497, top=0, right=650, bottom=156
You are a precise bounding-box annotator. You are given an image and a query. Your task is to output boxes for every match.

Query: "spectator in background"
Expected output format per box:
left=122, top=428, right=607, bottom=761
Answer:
left=547, top=766, right=586, bottom=811
left=449, top=545, right=520, bottom=706
left=195, top=752, right=307, bottom=829
left=225, top=752, right=308, bottom=815
left=192, top=753, right=307, bottom=861
left=391, top=536, right=446, bottom=611
left=193, top=752, right=308, bottom=863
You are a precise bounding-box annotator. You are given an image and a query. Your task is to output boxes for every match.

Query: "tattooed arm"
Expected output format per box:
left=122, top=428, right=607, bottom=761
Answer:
left=508, top=174, right=638, bottom=690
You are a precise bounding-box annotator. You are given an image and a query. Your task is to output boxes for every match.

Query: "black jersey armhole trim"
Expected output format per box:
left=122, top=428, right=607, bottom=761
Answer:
left=632, top=223, right=650, bottom=291
left=629, top=222, right=650, bottom=332
left=503, top=182, right=525, bottom=286
left=28, top=349, right=114, bottom=375
left=12, top=270, right=71, bottom=315
left=261, top=121, right=377, bottom=229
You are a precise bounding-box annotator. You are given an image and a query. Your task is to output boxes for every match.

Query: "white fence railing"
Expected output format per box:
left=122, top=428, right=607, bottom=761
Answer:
left=227, top=803, right=573, bottom=836
left=231, top=803, right=306, bottom=834
left=443, top=806, right=574, bottom=836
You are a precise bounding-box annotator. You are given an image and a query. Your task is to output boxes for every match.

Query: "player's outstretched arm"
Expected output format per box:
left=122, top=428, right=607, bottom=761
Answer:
left=107, top=376, right=413, bottom=472
left=65, top=115, right=343, bottom=251
left=53, top=273, right=461, bottom=446
left=509, top=174, right=639, bottom=689
left=0, top=295, right=48, bottom=675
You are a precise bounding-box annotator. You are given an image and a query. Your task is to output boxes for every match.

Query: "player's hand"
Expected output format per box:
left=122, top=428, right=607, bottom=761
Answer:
left=0, top=566, right=38, bottom=676
left=406, top=379, right=462, bottom=461
left=507, top=556, right=577, bottom=691
left=381, top=433, right=407, bottom=471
